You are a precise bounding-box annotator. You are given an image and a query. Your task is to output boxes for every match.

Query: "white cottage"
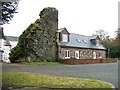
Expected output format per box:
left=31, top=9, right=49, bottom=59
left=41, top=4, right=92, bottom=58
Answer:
left=0, top=26, right=18, bottom=62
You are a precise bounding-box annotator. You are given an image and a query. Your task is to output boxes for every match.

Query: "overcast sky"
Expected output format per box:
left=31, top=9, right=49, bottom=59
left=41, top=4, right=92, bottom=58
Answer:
left=2, top=0, right=119, bottom=37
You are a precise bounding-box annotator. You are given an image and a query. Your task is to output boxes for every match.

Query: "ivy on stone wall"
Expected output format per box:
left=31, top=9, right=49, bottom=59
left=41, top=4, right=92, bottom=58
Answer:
left=9, top=22, right=43, bottom=62
left=9, top=24, right=31, bottom=62
left=9, top=7, right=58, bottom=63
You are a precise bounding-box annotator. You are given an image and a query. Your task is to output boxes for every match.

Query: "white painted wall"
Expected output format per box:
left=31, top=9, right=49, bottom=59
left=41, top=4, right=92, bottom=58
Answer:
left=0, top=39, right=2, bottom=48
left=9, top=41, right=17, bottom=49
left=2, top=46, right=11, bottom=60
left=0, top=38, right=18, bottom=61
left=0, top=39, right=3, bottom=61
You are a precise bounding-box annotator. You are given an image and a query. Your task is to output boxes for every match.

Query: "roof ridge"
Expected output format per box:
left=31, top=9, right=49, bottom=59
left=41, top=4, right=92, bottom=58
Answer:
left=71, top=33, right=97, bottom=37
left=5, top=36, right=18, bottom=38
left=71, top=33, right=89, bottom=36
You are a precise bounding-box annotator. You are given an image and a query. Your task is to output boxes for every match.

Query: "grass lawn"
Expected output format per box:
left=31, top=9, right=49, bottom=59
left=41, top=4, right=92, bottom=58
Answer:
left=2, top=72, right=112, bottom=89
left=17, top=62, right=64, bottom=65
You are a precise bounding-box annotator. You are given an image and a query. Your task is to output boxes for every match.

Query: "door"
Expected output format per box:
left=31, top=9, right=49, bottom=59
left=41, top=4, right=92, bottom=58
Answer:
left=93, top=51, right=96, bottom=59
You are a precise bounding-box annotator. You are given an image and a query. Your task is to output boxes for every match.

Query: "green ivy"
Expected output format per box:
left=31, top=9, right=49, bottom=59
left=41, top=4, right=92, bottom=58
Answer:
left=9, top=24, right=31, bottom=62
left=9, top=8, right=57, bottom=62
left=32, top=23, right=41, bottom=30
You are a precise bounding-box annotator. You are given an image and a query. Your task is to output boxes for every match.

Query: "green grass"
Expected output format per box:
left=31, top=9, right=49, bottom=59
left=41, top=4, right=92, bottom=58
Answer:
left=2, top=72, right=112, bottom=89
left=20, top=62, right=64, bottom=65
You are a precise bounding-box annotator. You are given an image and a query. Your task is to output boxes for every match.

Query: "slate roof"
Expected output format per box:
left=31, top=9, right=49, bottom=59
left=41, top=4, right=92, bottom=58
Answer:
left=3, top=36, right=18, bottom=46
left=3, top=37, right=11, bottom=46
left=58, top=33, right=106, bottom=50
left=5, top=36, right=18, bottom=41
left=58, top=28, right=70, bottom=34
left=58, top=28, right=64, bottom=32
left=0, top=36, right=18, bottom=46
left=0, top=27, right=18, bottom=46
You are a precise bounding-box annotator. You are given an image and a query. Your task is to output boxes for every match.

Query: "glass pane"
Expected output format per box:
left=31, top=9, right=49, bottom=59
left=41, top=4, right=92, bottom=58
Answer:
left=62, top=34, right=68, bottom=42
left=65, top=51, right=67, bottom=57
left=68, top=51, right=70, bottom=57
left=76, top=53, right=78, bottom=57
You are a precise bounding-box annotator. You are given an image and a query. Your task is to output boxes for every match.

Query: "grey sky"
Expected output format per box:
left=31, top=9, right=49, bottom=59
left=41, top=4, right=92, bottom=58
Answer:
left=2, top=0, right=119, bottom=38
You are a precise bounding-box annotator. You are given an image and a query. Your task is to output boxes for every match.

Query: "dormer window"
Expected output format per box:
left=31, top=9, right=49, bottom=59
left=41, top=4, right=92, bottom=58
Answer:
left=96, top=39, right=100, bottom=46
left=58, top=28, right=70, bottom=42
left=62, top=34, right=68, bottom=42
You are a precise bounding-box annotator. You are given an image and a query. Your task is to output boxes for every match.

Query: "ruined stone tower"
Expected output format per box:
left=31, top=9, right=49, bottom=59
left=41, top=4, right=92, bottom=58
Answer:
left=26, top=7, right=58, bottom=62
left=10, top=7, right=58, bottom=62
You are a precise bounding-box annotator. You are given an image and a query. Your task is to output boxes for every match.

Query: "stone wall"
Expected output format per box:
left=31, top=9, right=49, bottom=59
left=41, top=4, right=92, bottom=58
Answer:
left=58, top=47, right=106, bottom=59
left=26, top=7, right=58, bottom=62
left=10, top=7, right=58, bottom=62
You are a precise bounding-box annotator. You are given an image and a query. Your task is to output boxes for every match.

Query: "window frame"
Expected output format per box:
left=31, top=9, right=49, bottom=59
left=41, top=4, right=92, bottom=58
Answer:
left=93, top=51, right=96, bottom=59
left=65, top=50, right=70, bottom=59
left=96, top=39, right=100, bottom=46
left=75, top=51, right=79, bottom=59
left=62, top=34, right=68, bottom=42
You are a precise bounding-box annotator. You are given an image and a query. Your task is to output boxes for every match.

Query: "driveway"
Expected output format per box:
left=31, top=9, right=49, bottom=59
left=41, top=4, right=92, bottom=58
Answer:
left=2, top=62, right=119, bottom=88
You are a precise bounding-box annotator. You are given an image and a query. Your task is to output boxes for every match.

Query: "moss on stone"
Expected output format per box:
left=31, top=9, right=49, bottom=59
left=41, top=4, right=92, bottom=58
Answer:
left=9, top=7, right=58, bottom=63
left=32, top=23, right=42, bottom=30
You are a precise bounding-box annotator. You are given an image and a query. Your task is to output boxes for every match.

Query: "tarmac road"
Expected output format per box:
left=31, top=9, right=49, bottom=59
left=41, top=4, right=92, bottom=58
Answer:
left=1, top=62, right=119, bottom=89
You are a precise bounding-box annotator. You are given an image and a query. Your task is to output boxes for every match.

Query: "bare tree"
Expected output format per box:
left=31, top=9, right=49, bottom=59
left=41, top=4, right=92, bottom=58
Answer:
left=93, top=29, right=108, bottom=40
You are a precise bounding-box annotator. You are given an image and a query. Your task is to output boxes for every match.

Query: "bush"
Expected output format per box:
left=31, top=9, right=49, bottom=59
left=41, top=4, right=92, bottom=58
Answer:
left=9, top=45, right=23, bottom=63
left=9, top=25, right=30, bottom=62
left=9, top=23, right=42, bottom=63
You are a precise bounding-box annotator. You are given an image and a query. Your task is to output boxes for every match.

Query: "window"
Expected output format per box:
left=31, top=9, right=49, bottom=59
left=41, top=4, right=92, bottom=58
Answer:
left=98, top=52, right=102, bottom=59
left=76, top=39, right=81, bottom=43
left=65, top=50, right=70, bottom=59
left=75, top=51, right=79, bottom=59
left=93, top=51, right=96, bottom=59
left=96, top=40, right=100, bottom=46
left=82, top=40, right=87, bottom=44
left=62, top=34, right=68, bottom=42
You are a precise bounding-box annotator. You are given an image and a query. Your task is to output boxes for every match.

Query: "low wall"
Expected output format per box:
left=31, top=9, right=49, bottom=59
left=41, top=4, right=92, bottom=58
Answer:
left=59, top=58, right=118, bottom=65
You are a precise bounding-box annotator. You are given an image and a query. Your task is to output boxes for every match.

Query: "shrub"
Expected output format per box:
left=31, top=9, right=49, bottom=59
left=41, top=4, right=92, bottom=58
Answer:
left=9, top=25, right=30, bottom=62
